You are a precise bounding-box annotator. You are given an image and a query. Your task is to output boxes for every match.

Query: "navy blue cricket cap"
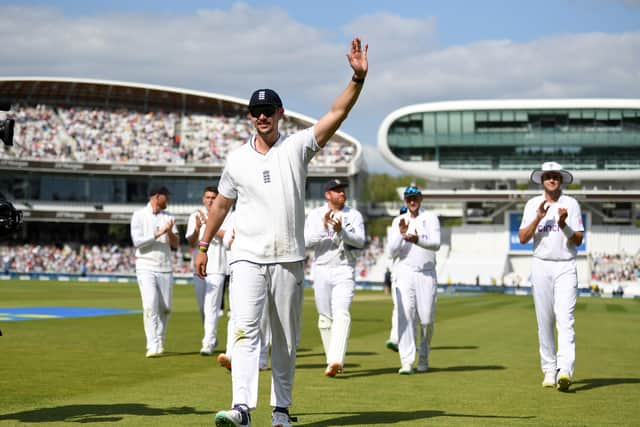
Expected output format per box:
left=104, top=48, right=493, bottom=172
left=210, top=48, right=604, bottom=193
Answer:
left=249, top=89, right=283, bottom=108
left=149, top=185, right=170, bottom=197
left=404, top=185, right=421, bottom=197
left=324, top=178, right=348, bottom=192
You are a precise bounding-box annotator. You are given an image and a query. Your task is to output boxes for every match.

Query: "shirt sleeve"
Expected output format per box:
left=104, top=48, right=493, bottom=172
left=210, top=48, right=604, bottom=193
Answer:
left=297, top=127, right=321, bottom=165
left=304, top=208, right=326, bottom=248
left=185, top=212, right=197, bottom=239
left=385, top=216, right=404, bottom=259
left=519, top=199, right=537, bottom=230
left=341, top=209, right=366, bottom=249
left=415, top=213, right=440, bottom=251
left=130, top=210, right=155, bottom=249
left=569, top=199, right=584, bottom=232
left=218, top=165, right=237, bottom=200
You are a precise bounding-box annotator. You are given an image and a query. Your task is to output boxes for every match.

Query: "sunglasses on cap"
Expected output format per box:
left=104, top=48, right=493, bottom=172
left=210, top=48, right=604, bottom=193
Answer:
left=249, top=105, right=277, bottom=118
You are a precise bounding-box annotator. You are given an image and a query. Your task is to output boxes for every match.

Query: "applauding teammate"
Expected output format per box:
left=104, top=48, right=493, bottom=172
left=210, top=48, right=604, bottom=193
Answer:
left=385, top=186, right=440, bottom=374
left=519, top=162, right=584, bottom=391
left=130, top=186, right=178, bottom=358
left=304, top=178, right=365, bottom=377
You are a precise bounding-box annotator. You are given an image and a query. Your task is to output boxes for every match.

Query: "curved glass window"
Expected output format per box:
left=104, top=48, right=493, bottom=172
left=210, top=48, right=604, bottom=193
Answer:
left=387, top=108, right=640, bottom=170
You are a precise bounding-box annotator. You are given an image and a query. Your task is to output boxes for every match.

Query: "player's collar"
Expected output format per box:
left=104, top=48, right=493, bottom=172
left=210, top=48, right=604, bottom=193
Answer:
left=249, top=133, right=284, bottom=153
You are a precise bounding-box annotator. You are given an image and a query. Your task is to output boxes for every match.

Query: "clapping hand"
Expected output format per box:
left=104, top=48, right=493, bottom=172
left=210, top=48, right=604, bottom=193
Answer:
left=557, top=207, right=568, bottom=228
left=399, top=218, right=418, bottom=243
left=537, top=201, right=549, bottom=220
left=325, top=211, right=343, bottom=233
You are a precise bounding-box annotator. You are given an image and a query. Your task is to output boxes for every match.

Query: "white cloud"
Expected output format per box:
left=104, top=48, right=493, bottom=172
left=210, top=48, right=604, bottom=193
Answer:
left=1, top=5, right=639, bottom=174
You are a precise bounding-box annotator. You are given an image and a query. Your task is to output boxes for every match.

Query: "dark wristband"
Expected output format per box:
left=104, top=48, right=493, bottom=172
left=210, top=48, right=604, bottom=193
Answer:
left=352, top=75, right=365, bottom=84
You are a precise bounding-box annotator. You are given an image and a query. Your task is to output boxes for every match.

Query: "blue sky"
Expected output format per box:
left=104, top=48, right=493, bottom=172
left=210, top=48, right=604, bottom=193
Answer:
left=2, top=0, right=639, bottom=173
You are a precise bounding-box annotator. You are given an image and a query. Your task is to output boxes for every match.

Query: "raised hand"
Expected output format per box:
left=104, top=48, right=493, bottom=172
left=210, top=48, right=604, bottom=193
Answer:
left=347, top=37, right=368, bottom=78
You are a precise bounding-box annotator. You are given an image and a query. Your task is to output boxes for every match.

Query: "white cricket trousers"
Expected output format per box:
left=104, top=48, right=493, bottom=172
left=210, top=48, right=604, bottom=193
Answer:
left=312, top=264, right=354, bottom=366
left=193, top=273, right=225, bottom=349
left=136, top=270, right=173, bottom=351
left=530, top=257, right=577, bottom=377
left=229, top=260, right=304, bottom=410
left=224, top=294, right=272, bottom=369
left=394, top=266, right=437, bottom=366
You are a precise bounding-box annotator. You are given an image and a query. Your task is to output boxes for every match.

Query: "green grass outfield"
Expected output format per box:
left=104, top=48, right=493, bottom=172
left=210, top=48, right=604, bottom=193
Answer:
left=1, top=280, right=639, bottom=426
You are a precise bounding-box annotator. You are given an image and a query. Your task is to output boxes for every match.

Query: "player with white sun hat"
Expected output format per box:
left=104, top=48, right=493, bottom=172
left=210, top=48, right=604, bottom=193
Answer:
left=519, top=161, right=584, bottom=391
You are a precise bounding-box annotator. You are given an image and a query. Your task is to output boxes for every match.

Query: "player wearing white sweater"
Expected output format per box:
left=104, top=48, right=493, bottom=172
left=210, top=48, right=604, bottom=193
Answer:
left=304, top=178, right=365, bottom=377
left=385, top=186, right=440, bottom=375
left=130, top=186, right=179, bottom=358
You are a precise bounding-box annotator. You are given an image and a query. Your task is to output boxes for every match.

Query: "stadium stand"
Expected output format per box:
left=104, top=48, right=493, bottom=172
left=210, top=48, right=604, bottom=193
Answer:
left=2, top=104, right=357, bottom=167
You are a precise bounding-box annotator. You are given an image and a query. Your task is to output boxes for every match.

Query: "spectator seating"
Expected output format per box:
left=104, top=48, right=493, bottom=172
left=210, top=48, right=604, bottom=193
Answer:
left=1, top=104, right=357, bottom=166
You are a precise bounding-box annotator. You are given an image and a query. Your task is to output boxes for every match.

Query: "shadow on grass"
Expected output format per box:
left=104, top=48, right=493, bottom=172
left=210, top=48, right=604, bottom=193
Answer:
left=297, top=363, right=362, bottom=372
left=569, top=377, right=640, bottom=392
left=432, top=345, right=479, bottom=350
left=156, top=351, right=202, bottom=357
left=0, top=403, right=213, bottom=423
left=294, top=409, right=534, bottom=426
left=317, top=364, right=505, bottom=379
left=296, top=352, right=327, bottom=359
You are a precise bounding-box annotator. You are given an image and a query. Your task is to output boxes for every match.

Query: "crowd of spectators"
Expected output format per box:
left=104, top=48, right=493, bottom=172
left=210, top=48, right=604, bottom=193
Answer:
left=590, top=251, right=640, bottom=283
left=1, top=244, right=191, bottom=276
left=3, top=238, right=386, bottom=280
left=59, top=107, right=181, bottom=164
left=7, top=105, right=72, bottom=161
left=1, top=104, right=357, bottom=166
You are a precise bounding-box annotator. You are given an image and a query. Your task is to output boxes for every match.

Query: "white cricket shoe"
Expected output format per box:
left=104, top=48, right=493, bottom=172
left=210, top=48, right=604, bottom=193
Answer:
left=272, top=411, right=294, bottom=427
left=542, top=371, right=556, bottom=388
left=200, top=344, right=215, bottom=356
left=398, top=363, right=414, bottom=375
left=215, top=405, right=251, bottom=426
left=145, top=346, right=161, bottom=358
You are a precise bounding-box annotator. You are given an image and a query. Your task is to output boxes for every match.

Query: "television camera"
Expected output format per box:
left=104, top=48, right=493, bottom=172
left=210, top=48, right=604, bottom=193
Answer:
left=1, top=102, right=14, bottom=146
left=0, top=103, right=22, bottom=237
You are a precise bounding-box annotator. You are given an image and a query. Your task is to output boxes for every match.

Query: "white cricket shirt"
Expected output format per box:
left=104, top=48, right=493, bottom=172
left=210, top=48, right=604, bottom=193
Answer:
left=385, top=209, right=441, bottom=272
left=218, top=127, right=320, bottom=264
left=130, top=203, right=178, bottom=272
left=519, top=193, right=584, bottom=261
left=304, top=203, right=366, bottom=267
